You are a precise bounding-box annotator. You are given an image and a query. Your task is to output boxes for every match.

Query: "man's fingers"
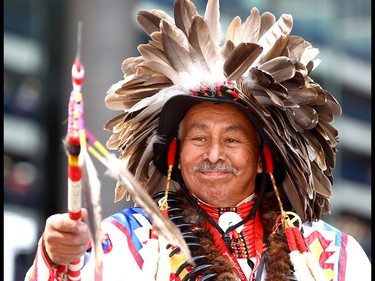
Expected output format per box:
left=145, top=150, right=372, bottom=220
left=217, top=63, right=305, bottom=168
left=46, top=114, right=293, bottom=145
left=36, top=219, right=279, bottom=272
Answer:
left=80, top=208, right=89, bottom=222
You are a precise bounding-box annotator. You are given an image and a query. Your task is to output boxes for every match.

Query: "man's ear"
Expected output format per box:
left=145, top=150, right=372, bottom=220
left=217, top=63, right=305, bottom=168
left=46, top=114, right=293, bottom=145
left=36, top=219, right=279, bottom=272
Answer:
left=258, top=144, right=273, bottom=174
left=176, top=138, right=181, bottom=170
left=257, top=155, right=263, bottom=173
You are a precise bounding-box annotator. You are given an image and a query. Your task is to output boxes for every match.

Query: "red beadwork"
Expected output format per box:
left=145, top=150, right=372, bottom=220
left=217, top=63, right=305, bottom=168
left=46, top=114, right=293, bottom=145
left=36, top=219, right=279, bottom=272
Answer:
left=197, top=197, right=266, bottom=259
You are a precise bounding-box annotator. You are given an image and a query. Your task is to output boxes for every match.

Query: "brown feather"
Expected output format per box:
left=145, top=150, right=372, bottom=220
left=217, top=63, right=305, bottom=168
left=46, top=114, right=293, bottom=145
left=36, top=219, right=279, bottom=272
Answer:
left=259, top=11, right=276, bottom=38
left=160, top=19, right=195, bottom=78
left=121, top=56, right=145, bottom=76
left=188, top=15, right=221, bottom=75
left=203, top=0, right=221, bottom=45
left=137, top=10, right=174, bottom=36
left=104, top=112, right=127, bottom=133
left=311, top=163, right=333, bottom=198
left=221, top=39, right=235, bottom=59
left=258, top=56, right=295, bottom=82
left=225, top=16, right=243, bottom=46
left=242, top=7, right=261, bottom=43
left=138, top=44, right=181, bottom=83
left=174, top=0, right=198, bottom=36
left=224, top=43, right=263, bottom=80
left=286, top=105, right=319, bottom=131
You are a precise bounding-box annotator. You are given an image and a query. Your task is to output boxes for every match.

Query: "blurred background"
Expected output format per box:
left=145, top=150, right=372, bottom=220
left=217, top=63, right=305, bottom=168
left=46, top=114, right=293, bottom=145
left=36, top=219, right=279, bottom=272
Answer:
left=4, top=0, right=371, bottom=280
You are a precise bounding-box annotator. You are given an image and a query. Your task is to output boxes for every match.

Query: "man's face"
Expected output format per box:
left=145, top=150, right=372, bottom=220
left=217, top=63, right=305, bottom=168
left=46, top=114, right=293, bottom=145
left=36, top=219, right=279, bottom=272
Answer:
left=178, top=102, right=262, bottom=207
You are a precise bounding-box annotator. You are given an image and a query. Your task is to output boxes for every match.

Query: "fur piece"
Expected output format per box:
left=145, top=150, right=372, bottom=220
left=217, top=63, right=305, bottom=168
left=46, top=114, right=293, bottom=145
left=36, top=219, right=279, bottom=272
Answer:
left=264, top=233, right=293, bottom=281
left=168, top=192, right=238, bottom=280
left=259, top=193, right=295, bottom=281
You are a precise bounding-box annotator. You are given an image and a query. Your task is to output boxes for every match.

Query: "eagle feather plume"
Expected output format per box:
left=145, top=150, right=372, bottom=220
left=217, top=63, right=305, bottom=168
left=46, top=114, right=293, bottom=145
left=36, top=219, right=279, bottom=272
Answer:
left=104, top=0, right=341, bottom=222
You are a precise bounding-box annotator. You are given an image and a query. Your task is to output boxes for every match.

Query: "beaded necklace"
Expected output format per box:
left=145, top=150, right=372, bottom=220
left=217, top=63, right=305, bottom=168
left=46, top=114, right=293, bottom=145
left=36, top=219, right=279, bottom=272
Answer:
left=195, top=194, right=267, bottom=279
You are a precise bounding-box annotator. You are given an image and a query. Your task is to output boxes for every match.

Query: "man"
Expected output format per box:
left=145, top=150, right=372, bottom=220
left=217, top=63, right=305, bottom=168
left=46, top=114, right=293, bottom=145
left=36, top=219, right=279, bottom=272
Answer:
left=25, top=0, right=371, bottom=280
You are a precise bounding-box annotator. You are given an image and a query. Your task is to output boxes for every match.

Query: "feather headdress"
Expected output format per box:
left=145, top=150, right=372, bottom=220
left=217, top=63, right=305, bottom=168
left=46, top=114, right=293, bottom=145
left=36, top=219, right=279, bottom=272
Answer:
left=104, top=0, right=341, bottom=223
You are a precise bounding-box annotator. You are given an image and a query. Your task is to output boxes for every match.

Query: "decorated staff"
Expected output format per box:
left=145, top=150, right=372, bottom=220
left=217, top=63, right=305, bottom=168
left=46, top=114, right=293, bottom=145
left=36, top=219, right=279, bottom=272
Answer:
left=59, top=19, right=191, bottom=280
left=62, top=22, right=106, bottom=281
left=61, top=21, right=86, bottom=281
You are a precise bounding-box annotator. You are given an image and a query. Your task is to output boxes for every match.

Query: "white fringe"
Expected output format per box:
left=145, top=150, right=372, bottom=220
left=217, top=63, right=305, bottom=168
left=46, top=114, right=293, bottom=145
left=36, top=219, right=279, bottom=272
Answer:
left=290, top=251, right=315, bottom=281
left=141, top=238, right=159, bottom=280
left=303, top=251, right=328, bottom=281
left=155, top=236, right=172, bottom=281
left=141, top=236, right=174, bottom=281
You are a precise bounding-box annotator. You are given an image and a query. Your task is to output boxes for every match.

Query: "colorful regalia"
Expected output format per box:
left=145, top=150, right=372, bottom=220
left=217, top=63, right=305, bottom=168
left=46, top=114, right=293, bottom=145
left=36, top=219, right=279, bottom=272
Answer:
left=25, top=0, right=371, bottom=280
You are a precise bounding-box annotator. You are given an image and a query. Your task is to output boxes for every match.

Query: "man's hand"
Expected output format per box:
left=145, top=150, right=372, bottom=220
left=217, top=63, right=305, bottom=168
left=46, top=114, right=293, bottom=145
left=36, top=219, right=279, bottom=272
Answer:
left=43, top=208, right=91, bottom=266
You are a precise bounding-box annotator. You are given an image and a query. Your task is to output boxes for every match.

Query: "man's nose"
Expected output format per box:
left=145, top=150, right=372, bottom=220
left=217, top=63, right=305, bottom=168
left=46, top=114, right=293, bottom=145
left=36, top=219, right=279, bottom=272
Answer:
left=205, top=140, right=225, bottom=163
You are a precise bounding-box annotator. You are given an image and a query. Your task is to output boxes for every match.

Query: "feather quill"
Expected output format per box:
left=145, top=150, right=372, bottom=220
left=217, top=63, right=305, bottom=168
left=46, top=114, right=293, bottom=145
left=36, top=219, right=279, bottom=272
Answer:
left=80, top=146, right=103, bottom=279
left=224, top=43, right=263, bottom=80
left=188, top=15, right=221, bottom=77
left=255, top=14, right=293, bottom=64
left=160, top=19, right=197, bottom=85
left=242, top=8, right=261, bottom=43
left=225, top=16, right=243, bottom=46
left=103, top=154, right=193, bottom=264
left=221, top=39, right=235, bottom=60
left=259, top=12, right=276, bottom=39
left=204, top=0, right=221, bottom=46
left=137, top=10, right=174, bottom=36
left=174, top=0, right=198, bottom=36
left=258, top=56, right=295, bottom=82
left=121, top=56, right=145, bottom=76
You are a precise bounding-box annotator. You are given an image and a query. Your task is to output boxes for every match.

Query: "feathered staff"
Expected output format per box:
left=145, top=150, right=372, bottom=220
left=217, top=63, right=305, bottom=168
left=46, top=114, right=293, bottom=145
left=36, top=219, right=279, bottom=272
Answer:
left=59, top=21, right=85, bottom=281
left=61, top=21, right=104, bottom=281
left=59, top=20, right=192, bottom=280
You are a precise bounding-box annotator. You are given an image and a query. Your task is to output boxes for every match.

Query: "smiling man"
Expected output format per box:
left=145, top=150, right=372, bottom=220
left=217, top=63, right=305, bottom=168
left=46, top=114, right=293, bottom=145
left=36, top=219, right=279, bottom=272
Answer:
left=25, top=0, right=371, bottom=280
left=178, top=102, right=261, bottom=207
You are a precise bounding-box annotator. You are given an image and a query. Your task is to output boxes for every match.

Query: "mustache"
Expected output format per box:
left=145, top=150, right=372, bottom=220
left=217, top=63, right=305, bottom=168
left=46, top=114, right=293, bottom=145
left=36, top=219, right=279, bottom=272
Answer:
left=194, top=161, right=238, bottom=174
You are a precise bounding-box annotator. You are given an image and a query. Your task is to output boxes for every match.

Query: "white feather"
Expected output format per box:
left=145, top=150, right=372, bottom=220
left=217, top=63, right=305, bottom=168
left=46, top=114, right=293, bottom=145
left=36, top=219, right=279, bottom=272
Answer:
left=289, top=251, right=315, bottom=281
left=141, top=238, right=159, bottom=280
left=80, top=146, right=104, bottom=275
left=101, top=154, right=193, bottom=265
left=303, top=251, right=328, bottom=281
left=204, top=0, right=222, bottom=46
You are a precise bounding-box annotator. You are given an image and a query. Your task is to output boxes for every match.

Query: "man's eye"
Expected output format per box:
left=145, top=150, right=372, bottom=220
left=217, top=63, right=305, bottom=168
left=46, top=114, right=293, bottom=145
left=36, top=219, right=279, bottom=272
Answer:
left=192, top=137, right=206, bottom=142
left=225, top=138, right=239, bottom=143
